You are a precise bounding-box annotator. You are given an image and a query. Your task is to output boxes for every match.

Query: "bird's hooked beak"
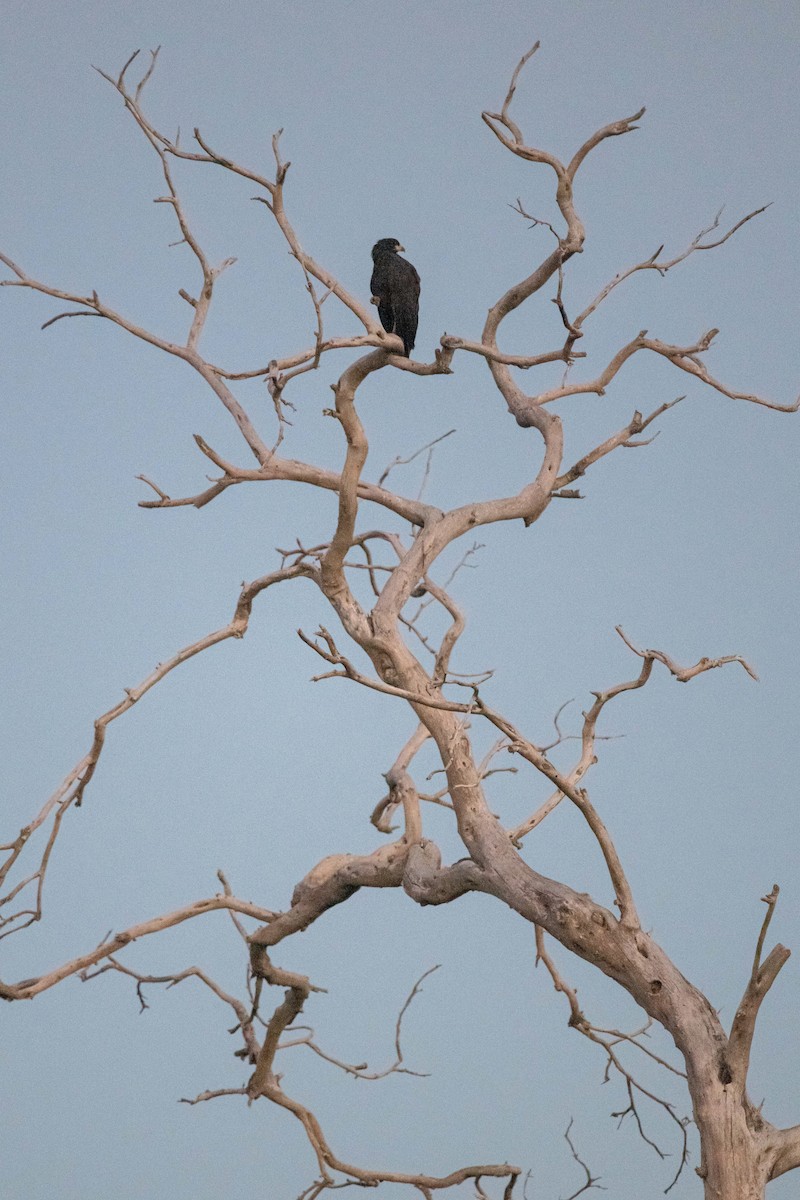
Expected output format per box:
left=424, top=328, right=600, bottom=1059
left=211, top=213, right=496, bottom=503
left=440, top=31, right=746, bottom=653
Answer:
left=396, top=244, right=405, bottom=252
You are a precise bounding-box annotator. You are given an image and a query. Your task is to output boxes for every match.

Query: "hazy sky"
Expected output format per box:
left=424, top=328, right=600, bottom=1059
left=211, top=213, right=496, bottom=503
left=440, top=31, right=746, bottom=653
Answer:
left=2, top=3, right=799, bottom=1198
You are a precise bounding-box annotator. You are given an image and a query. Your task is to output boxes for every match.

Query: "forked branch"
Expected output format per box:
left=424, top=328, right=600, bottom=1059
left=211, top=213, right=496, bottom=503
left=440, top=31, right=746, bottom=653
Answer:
left=279, top=965, right=439, bottom=1081
left=0, top=563, right=309, bottom=939
left=615, top=627, right=759, bottom=683
left=0, top=892, right=276, bottom=1001
left=727, top=886, right=791, bottom=1091
left=535, top=928, right=689, bottom=1193
left=572, top=206, right=771, bottom=333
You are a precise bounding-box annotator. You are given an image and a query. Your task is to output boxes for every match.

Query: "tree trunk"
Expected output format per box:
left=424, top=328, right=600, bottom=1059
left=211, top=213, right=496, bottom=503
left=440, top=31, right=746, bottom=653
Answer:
left=694, top=1082, right=771, bottom=1199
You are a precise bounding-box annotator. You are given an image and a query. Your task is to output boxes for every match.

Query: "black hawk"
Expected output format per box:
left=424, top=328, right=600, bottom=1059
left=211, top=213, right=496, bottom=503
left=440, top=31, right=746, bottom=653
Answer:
left=370, top=238, right=420, bottom=358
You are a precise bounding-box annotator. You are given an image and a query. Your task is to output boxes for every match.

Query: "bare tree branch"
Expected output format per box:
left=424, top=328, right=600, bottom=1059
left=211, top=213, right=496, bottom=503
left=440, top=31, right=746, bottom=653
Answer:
left=0, top=892, right=276, bottom=1001
left=615, top=626, right=759, bottom=683
left=0, top=250, right=275, bottom=465
left=727, top=886, right=790, bottom=1091
left=535, top=929, right=689, bottom=1193
left=280, top=966, right=439, bottom=1081
left=0, top=563, right=308, bottom=939
left=378, top=429, right=456, bottom=489
left=572, top=206, right=771, bottom=332
left=562, top=1120, right=606, bottom=1199
left=553, top=398, right=683, bottom=492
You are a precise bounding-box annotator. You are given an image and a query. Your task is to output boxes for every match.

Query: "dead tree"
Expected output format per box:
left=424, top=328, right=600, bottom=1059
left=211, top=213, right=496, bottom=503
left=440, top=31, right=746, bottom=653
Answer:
left=2, top=43, right=798, bottom=1200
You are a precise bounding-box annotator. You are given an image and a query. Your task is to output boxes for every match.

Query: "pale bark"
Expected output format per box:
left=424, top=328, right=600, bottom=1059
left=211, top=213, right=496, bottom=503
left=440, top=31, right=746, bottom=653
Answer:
left=2, top=39, right=796, bottom=1200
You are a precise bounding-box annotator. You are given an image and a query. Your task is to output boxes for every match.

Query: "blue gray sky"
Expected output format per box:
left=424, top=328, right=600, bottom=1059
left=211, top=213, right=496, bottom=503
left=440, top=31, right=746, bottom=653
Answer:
left=2, top=3, right=799, bottom=1197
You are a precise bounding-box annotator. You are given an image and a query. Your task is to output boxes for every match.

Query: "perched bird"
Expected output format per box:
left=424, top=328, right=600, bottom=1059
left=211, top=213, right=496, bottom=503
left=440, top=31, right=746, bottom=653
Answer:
left=370, top=238, right=420, bottom=357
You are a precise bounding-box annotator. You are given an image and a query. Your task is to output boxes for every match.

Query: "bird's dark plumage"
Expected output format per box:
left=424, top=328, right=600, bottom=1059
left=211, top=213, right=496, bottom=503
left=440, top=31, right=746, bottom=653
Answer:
left=370, top=238, right=420, bottom=357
